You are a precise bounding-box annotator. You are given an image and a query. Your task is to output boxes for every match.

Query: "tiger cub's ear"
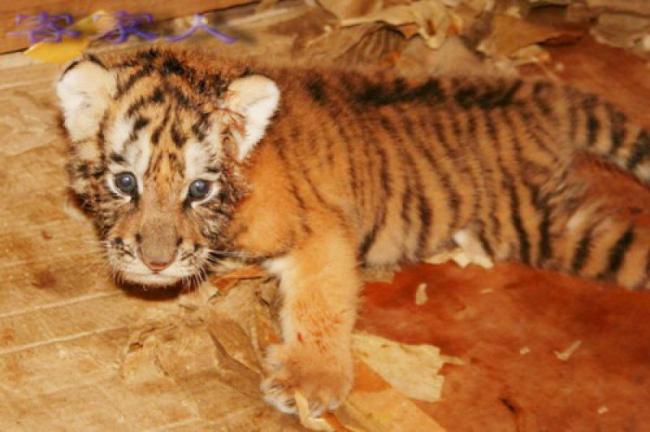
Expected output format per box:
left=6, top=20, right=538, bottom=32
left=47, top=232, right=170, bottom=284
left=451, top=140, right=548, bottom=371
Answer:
left=56, top=58, right=116, bottom=142
left=222, top=75, right=280, bottom=161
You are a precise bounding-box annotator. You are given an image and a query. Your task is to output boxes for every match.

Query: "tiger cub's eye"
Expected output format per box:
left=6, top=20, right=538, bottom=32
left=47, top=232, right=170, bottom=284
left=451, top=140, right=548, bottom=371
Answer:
left=115, top=172, right=137, bottom=195
left=188, top=179, right=211, bottom=200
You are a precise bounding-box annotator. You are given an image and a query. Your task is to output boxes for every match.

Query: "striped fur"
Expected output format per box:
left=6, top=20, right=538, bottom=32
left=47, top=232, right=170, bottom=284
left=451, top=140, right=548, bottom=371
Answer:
left=57, top=47, right=650, bottom=415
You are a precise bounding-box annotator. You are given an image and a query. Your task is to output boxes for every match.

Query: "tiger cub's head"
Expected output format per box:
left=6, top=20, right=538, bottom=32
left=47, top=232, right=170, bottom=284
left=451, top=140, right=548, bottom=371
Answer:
left=56, top=49, right=279, bottom=286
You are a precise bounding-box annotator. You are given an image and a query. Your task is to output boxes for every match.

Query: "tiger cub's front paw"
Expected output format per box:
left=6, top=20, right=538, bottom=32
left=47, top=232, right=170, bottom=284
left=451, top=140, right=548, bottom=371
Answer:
left=260, top=342, right=353, bottom=417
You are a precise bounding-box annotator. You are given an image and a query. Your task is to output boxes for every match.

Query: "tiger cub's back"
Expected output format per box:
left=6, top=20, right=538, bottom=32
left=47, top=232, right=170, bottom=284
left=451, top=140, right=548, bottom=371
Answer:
left=250, top=66, right=649, bottom=288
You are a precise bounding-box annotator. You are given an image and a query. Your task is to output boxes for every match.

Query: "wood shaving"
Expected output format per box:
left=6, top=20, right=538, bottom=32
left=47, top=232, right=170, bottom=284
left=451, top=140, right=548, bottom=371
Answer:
left=598, top=405, right=609, bottom=415
left=554, top=340, right=582, bottom=361
left=295, top=391, right=335, bottom=432
left=415, top=282, right=429, bottom=305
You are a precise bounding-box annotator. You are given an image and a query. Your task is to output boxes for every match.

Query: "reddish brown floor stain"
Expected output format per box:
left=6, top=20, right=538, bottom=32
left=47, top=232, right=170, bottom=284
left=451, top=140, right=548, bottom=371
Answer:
left=359, top=262, right=650, bottom=431
left=31, top=269, right=57, bottom=289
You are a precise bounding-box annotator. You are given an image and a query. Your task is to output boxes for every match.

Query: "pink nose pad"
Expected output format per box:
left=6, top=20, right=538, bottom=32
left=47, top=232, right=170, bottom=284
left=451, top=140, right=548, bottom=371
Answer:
left=144, top=260, right=173, bottom=272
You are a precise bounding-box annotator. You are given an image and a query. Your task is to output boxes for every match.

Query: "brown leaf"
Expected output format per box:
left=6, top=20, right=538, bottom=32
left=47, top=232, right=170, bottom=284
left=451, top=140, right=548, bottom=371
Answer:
left=340, top=0, right=460, bottom=49
left=479, top=14, right=582, bottom=58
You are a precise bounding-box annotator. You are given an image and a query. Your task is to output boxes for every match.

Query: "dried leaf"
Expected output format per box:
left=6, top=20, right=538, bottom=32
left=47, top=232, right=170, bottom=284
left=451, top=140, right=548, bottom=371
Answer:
left=591, top=13, right=650, bottom=52
left=478, top=14, right=582, bottom=58
left=335, top=361, right=446, bottom=431
left=296, top=24, right=385, bottom=63
left=340, top=0, right=460, bottom=49
left=352, top=333, right=448, bottom=402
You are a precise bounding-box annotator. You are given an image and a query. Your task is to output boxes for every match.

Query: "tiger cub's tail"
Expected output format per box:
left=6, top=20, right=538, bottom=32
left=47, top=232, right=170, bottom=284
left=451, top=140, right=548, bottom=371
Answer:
left=566, top=88, right=649, bottom=183
left=549, top=197, right=650, bottom=290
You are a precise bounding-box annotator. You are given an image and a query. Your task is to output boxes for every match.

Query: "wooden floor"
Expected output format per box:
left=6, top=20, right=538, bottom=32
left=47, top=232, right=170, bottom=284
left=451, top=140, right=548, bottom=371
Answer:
left=0, top=11, right=649, bottom=432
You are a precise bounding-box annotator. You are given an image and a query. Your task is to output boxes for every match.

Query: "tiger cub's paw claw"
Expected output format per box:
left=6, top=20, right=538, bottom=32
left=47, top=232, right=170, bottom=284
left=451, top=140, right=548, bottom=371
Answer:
left=260, top=343, right=352, bottom=417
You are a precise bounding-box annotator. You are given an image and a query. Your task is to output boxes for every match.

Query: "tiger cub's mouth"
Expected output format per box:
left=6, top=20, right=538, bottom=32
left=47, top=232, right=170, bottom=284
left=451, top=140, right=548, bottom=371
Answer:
left=105, top=237, right=212, bottom=288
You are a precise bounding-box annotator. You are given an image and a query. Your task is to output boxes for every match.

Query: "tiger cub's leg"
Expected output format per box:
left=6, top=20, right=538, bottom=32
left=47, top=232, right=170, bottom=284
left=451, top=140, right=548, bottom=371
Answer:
left=261, top=225, right=359, bottom=415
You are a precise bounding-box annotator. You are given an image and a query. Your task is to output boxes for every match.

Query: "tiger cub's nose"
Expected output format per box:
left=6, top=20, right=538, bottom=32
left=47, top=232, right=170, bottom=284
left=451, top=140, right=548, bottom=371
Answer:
left=136, top=227, right=179, bottom=273
left=144, top=259, right=173, bottom=272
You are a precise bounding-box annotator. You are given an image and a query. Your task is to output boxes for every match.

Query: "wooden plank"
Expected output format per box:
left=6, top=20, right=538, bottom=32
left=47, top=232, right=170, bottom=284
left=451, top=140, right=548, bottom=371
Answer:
left=587, top=0, right=650, bottom=15
left=0, top=0, right=256, bottom=54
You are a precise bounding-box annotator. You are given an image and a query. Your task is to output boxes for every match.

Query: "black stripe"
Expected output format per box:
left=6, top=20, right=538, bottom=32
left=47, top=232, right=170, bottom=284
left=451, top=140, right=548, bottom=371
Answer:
left=164, top=83, right=194, bottom=110
left=126, top=116, right=150, bottom=145
left=359, top=138, right=391, bottom=260
left=305, top=74, right=327, bottom=104
left=170, top=118, right=187, bottom=148
left=401, top=109, right=459, bottom=232
left=336, top=76, right=366, bottom=206
left=126, top=88, right=165, bottom=117
left=109, top=152, right=126, bottom=165
left=287, top=122, right=348, bottom=225
left=418, top=113, right=466, bottom=231
left=191, top=112, right=210, bottom=142
left=605, top=227, right=635, bottom=275
left=447, top=108, right=481, bottom=223
left=627, top=129, right=650, bottom=170
left=488, top=108, right=531, bottom=264
left=379, top=114, right=414, bottom=236
left=501, top=107, right=554, bottom=265
left=358, top=209, right=386, bottom=260
left=137, top=48, right=160, bottom=62
left=478, top=229, right=495, bottom=257
left=482, top=111, right=507, bottom=239
left=76, top=162, right=90, bottom=178
left=162, top=57, right=187, bottom=76
left=85, top=54, right=106, bottom=69
left=455, top=79, right=523, bottom=110
left=61, top=60, right=81, bottom=77
left=116, top=64, right=154, bottom=99
left=400, top=186, right=414, bottom=233
left=146, top=152, right=162, bottom=177
left=514, top=102, right=561, bottom=161
left=571, top=229, right=592, bottom=273
left=353, top=76, right=446, bottom=106
left=273, top=136, right=312, bottom=235
left=382, top=109, right=433, bottom=256
left=467, top=108, right=497, bottom=238
left=583, top=95, right=600, bottom=147
left=537, top=204, right=552, bottom=265
left=566, top=87, right=579, bottom=144
left=151, top=106, right=171, bottom=145
left=532, top=81, right=553, bottom=117
left=133, top=116, right=150, bottom=132
left=606, top=105, right=627, bottom=155
left=344, top=75, right=394, bottom=259
left=504, top=178, right=530, bottom=264
left=415, top=190, right=432, bottom=255
left=62, top=54, right=107, bottom=78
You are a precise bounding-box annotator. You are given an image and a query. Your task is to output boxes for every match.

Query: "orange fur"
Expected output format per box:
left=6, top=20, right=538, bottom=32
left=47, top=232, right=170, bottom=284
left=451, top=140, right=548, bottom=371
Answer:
left=57, top=47, right=650, bottom=415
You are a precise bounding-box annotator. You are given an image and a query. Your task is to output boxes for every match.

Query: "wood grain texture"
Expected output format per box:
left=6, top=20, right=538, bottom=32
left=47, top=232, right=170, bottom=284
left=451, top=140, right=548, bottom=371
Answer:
left=0, top=0, right=255, bottom=54
left=0, top=8, right=649, bottom=430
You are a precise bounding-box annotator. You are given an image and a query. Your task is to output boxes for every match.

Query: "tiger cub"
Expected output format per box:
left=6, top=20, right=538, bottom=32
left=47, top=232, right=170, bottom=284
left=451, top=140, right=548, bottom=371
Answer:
left=56, top=47, right=649, bottom=415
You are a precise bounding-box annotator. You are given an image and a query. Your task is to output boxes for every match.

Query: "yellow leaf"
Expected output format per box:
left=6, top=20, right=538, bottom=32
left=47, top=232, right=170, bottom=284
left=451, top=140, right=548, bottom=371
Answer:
left=24, top=11, right=106, bottom=64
